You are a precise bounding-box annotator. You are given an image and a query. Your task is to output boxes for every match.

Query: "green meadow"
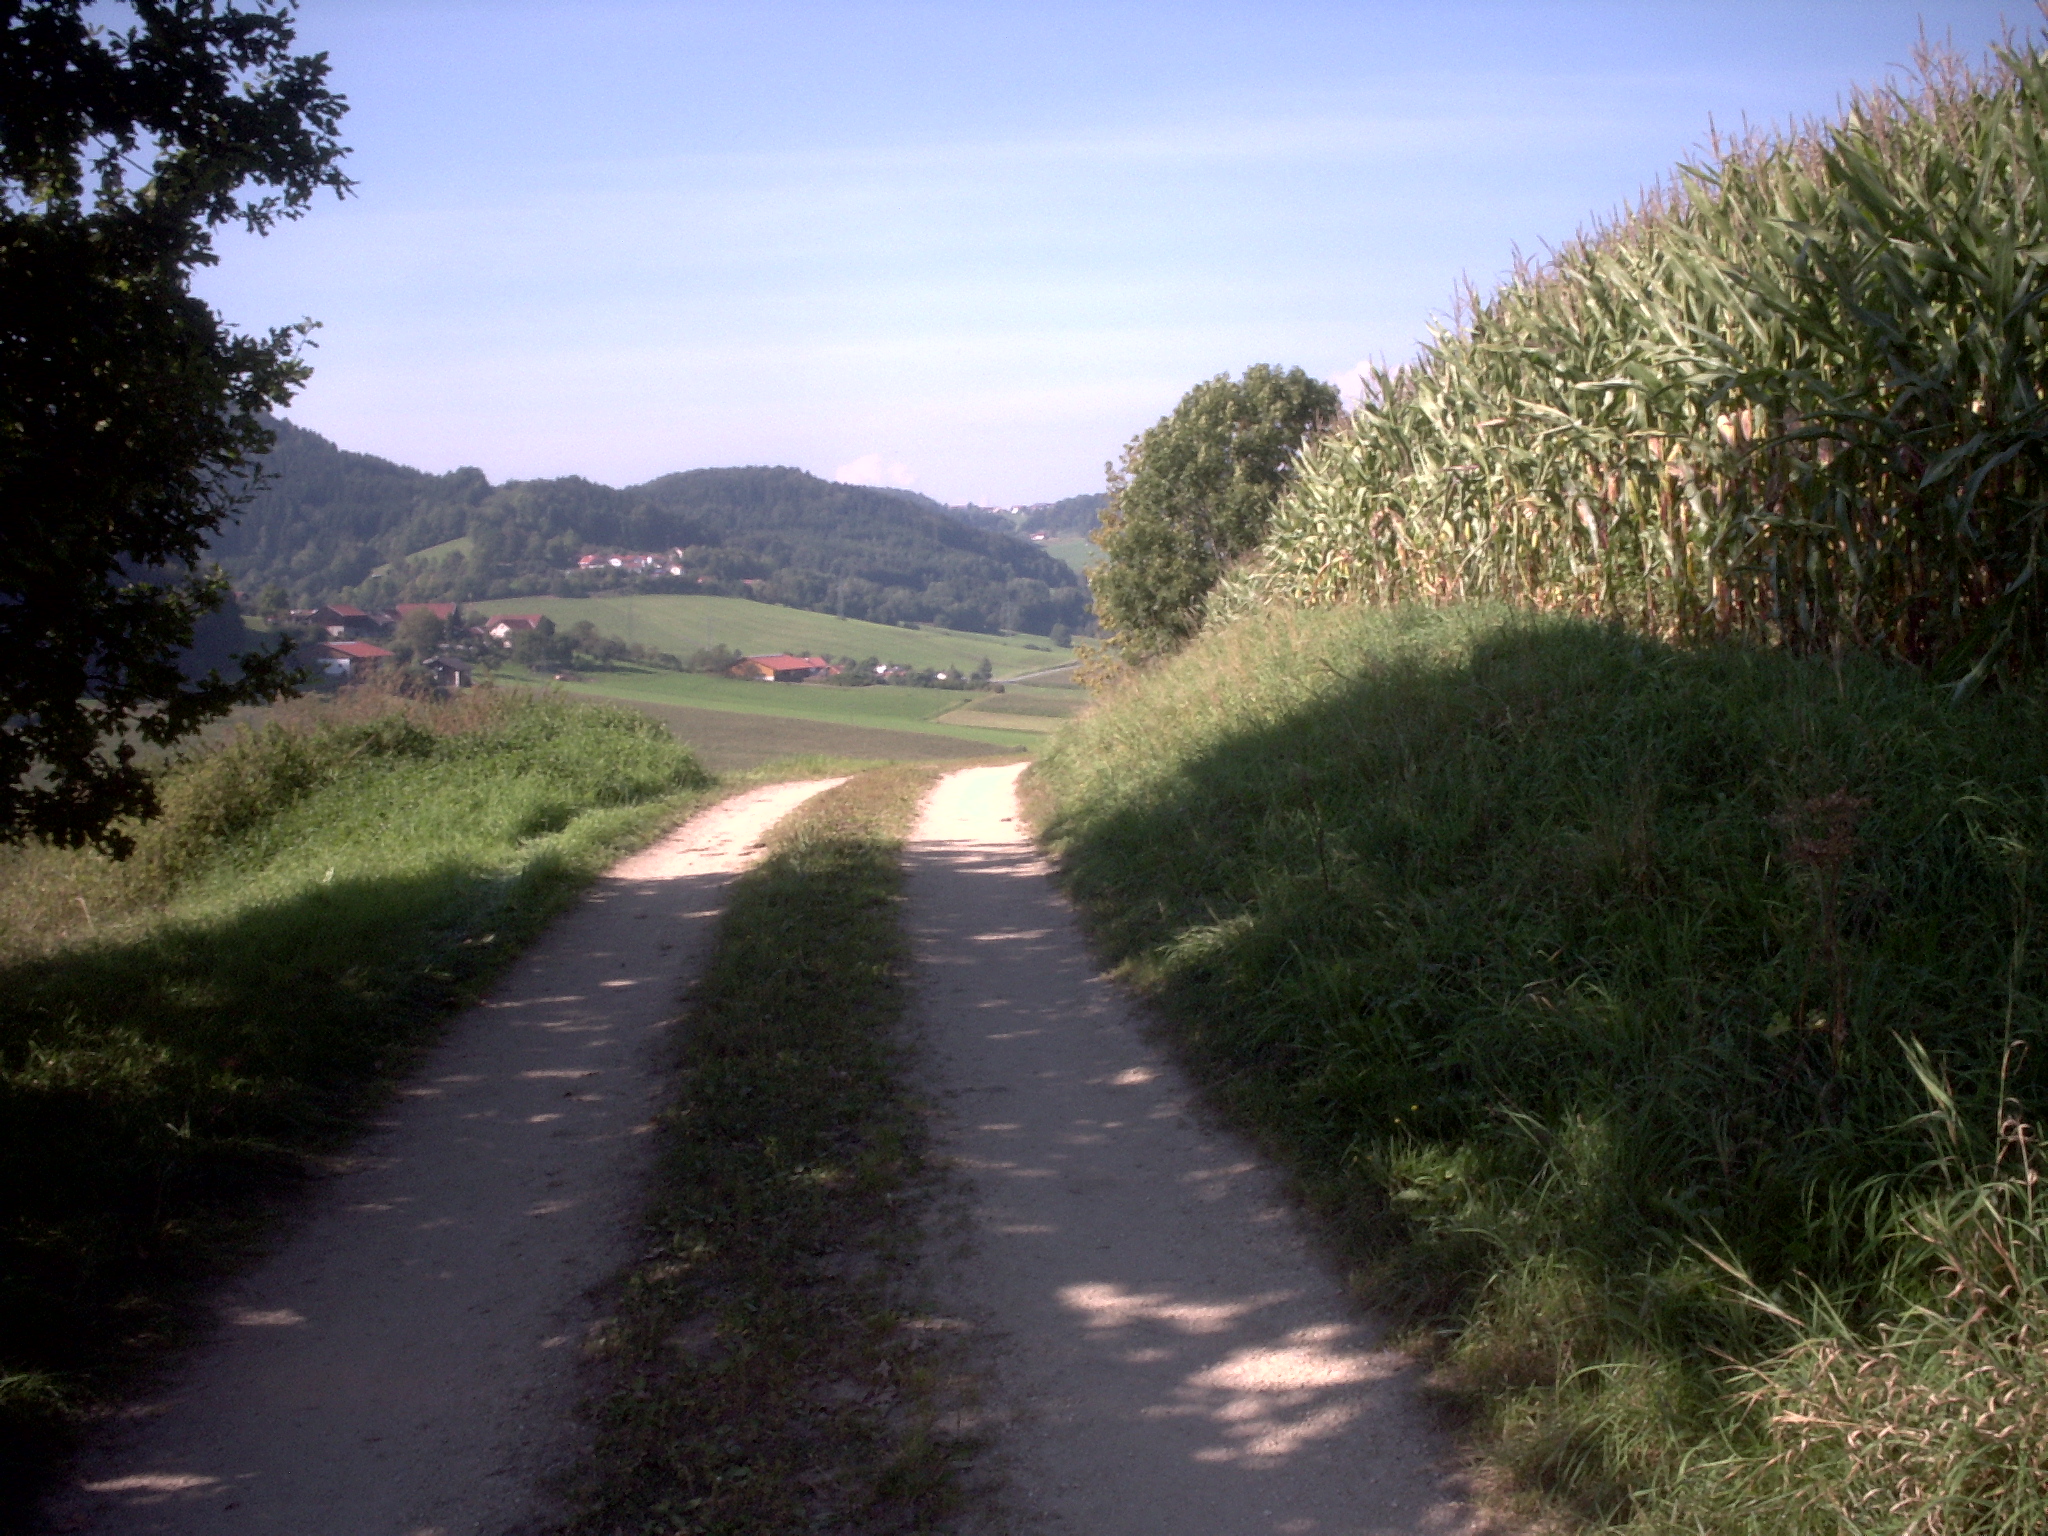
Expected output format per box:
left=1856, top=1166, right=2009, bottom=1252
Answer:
left=473, top=594, right=1070, bottom=677
left=506, top=666, right=1046, bottom=755
left=1038, top=537, right=1099, bottom=573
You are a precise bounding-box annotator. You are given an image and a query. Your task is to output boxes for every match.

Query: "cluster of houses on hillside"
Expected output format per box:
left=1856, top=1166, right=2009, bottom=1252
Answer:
left=575, top=549, right=686, bottom=576
left=288, top=602, right=510, bottom=685
left=284, top=601, right=859, bottom=691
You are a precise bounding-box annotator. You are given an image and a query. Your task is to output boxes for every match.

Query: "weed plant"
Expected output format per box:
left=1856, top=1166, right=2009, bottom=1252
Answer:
left=1653, top=1046, right=2048, bottom=1536
left=0, top=684, right=710, bottom=1511
left=570, top=765, right=975, bottom=1536
left=1030, top=603, right=2048, bottom=1529
left=1233, top=35, right=2048, bottom=691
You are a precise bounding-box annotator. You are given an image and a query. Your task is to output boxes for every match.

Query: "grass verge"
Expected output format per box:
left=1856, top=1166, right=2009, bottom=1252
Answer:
left=568, top=695, right=1040, bottom=774
left=0, top=684, right=715, bottom=1518
left=567, top=764, right=979, bottom=1536
left=503, top=667, right=1042, bottom=752
left=1028, top=602, right=2048, bottom=1533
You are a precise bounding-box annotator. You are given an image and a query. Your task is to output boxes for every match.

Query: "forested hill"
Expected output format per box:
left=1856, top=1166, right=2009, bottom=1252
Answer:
left=893, top=489, right=1106, bottom=538
left=210, top=421, right=1093, bottom=636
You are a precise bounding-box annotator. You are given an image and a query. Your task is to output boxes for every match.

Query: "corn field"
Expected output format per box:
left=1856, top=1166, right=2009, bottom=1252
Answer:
left=1238, top=38, right=2048, bottom=692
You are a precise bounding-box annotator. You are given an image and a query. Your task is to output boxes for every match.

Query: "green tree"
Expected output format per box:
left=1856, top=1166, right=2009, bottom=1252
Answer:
left=1089, top=364, right=1339, bottom=662
left=511, top=616, right=574, bottom=672
left=392, top=608, right=446, bottom=660
left=0, top=1, right=351, bottom=853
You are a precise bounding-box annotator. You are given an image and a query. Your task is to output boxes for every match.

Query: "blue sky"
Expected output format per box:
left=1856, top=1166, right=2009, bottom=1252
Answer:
left=193, top=1, right=2032, bottom=504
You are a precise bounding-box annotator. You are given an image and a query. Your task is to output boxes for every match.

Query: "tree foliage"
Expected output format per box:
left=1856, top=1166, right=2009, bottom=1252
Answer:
left=1089, top=365, right=1338, bottom=661
left=0, top=0, right=350, bottom=852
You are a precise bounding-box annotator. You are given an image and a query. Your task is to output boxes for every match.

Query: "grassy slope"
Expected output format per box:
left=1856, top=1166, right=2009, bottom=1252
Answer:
left=472, top=595, right=1070, bottom=676
left=938, top=684, right=1086, bottom=720
left=0, top=690, right=715, bottom=1515
left=510, top=667, right=1043, bottom=752
left=371, top=534, right=472, bottom=578
left=568, top=765, right=982, bottom=1535
left=1039, top=537, right=1099, bottom=573
left=1030, top=603, right=2048, bottom=1532
left=594, top=700, right=1037, bottom=775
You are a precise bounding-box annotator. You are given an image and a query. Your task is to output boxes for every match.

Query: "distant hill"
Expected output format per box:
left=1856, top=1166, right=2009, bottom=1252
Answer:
left=210, top=422, right=1094, bottom=637
left=1009, top=494, right=1106, bottom=537
left=893, top=490, right=1106, bottom=539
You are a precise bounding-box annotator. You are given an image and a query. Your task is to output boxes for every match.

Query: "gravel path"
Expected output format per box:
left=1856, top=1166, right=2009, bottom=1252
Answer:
left=906, top=762, right=1491, bottom=1536
left=42, top=778, right=844, bottom=1536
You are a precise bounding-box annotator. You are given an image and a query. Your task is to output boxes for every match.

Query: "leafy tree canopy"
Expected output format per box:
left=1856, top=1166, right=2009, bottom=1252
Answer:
left=1089, top=365, right=1339, bottom=662
left=0, top=0, right=350, bottom=853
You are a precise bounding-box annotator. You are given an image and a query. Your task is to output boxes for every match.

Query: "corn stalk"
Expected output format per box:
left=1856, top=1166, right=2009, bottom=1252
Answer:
left=1244, top=39, right=2048, bottom=691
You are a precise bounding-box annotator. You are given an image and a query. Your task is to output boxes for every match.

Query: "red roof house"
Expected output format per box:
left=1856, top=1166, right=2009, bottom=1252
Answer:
left=728, top=654, right=840, bottom=682
left=486, top=614, right=545, bottom=644
left=311, top=640, right=394, bottom=678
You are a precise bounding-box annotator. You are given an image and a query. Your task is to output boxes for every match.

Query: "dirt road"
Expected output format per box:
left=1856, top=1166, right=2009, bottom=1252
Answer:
left=43, top=778, right=844, bottom=1536
left=905, top=763, right=1488, bottom=1535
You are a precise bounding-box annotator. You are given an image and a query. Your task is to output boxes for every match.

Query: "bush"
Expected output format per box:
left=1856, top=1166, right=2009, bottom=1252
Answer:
left=684, top=642, right=746, bottom=675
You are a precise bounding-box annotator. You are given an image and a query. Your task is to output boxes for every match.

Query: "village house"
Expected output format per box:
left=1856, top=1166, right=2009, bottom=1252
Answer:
left=575, top=550, right=687, bottom=576
left=395, top=602, right=462, bottom=624
left=310, top=604, right=378, bottom=638
left=421, top=654, right=473, bottom=689
left=486, top=614, right=545, bottom=645
left=728, top=654, right=841, bottom=683
left=311, top=640, right=394, bottom=679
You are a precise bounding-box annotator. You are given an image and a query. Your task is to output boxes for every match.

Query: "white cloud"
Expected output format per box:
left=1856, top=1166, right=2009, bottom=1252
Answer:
left=1333, top=358, right=1381, bottom=411
left=833, top=452, right=920, bottom=489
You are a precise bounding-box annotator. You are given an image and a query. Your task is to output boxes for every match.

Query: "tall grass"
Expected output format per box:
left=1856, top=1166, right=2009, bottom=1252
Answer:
left=1233, top=33, right=2048, bottom=692
left=1656, top=1046, right=2048, bottom=1536
left=1029, top=602, right=2048, bottom=1529
left=0, top=684, right=710, bottom=1515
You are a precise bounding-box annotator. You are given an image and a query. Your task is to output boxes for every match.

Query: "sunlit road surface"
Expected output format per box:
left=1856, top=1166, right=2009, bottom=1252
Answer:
left=906, top=763, right=1496, bottom=1536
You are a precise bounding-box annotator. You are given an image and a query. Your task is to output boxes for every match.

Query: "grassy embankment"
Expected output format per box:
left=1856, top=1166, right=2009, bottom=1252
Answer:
left=1033, top=603, right=2048, bottom=1532
left=568, top=765, right=986, bottom=1536
left=0, top=687, right=715, bottom=1513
